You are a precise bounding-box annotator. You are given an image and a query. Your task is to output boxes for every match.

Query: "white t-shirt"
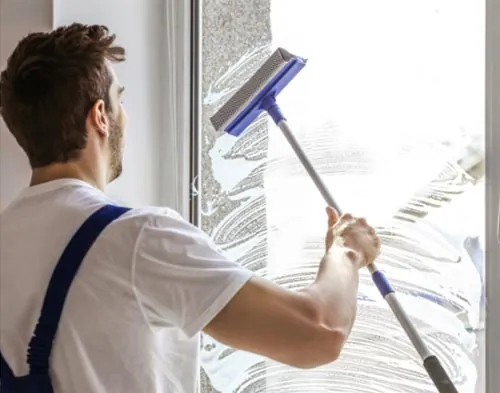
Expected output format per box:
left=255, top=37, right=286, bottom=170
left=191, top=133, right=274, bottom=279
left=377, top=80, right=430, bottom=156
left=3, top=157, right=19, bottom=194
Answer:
left=0, top=179, right=253, bottom=393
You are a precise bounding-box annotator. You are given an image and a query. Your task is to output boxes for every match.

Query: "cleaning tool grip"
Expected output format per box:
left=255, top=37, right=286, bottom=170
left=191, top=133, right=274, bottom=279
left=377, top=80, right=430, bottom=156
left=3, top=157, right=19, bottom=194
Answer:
left=423, top=356, right=459, bottom=393
left=370, top=269, right=394, bottom=296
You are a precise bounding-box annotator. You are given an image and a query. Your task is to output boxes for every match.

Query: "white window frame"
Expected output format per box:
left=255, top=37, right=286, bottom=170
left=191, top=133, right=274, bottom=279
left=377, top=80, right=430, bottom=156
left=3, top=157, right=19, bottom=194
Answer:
left=158, top=0, right=194, bottom=220
left=172, top=1, right=498, bottom=391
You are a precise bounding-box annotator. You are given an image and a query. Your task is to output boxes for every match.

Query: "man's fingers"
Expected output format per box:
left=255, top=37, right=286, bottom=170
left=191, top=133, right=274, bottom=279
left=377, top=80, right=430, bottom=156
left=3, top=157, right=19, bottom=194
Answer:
left=341, top=213, right=353, bottom=221
left=356, top=218, right=368, bottom=227
left=326, top=206, right=339, bottom=227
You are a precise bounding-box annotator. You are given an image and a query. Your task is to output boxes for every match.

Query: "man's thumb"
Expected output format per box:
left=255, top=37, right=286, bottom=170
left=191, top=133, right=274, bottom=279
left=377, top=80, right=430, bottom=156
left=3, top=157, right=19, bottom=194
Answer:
left=326, top=206, right=339, bottom=227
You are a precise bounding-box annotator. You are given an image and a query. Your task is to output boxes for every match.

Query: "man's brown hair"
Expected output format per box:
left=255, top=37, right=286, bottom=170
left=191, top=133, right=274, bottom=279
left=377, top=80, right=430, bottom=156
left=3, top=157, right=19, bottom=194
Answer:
left=0, top=23, right=125, bottom=168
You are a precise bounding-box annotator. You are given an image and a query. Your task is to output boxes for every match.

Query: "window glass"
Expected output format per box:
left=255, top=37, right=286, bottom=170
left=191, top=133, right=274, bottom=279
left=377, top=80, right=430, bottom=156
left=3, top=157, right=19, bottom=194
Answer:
left=200, top=1, right=485, bottom=392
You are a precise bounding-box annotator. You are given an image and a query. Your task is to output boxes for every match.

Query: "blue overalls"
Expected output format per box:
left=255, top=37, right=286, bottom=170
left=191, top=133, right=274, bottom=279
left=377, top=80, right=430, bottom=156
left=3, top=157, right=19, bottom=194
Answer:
left=0, top=205, right=130, bottom=393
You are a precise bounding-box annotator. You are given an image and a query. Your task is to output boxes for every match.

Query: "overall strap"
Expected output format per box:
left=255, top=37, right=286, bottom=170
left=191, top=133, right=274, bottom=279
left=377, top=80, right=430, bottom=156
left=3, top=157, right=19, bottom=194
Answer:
left=26, top=204, right=130, bottom=375
left=1, top=204, right=130, bottom=392
left=0, top=353, right=15, bottom=391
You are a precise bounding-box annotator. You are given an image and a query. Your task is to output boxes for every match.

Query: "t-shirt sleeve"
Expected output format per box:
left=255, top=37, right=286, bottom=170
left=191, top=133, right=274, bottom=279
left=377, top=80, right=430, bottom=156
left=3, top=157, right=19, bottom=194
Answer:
left=131, top=209, right=253, bottom=338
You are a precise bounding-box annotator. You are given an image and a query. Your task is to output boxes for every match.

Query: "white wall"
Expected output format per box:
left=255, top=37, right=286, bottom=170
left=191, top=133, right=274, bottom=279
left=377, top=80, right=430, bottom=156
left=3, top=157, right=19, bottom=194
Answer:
left=0, top=0, right=52, bottom=210
left=0, top=0, right=168, bottom=209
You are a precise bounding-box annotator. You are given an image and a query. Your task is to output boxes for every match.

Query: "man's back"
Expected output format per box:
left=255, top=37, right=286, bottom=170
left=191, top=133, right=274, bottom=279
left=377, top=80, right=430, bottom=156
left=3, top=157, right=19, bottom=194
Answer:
left=0, top=179, right=252, bottom=392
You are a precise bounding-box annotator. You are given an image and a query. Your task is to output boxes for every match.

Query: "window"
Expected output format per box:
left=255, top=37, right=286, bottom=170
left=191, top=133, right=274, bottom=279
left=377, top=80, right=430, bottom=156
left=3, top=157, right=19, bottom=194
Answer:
left=196, top=1, right=485, bottom=392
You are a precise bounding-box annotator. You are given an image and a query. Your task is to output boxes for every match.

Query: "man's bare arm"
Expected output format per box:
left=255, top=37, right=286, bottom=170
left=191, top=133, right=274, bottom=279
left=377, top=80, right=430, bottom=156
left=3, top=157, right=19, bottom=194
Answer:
left=204, top=210, right=379, bottom=369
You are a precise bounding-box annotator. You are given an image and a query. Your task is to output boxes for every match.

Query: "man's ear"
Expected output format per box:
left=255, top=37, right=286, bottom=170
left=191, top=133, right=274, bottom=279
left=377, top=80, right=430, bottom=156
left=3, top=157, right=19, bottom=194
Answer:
left=88, top=99, right=109, bottom=137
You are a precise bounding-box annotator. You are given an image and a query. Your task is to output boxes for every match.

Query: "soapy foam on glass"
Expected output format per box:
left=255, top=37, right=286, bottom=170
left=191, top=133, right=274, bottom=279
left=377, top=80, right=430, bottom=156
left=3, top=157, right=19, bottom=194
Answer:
left=199, top=0, right=484, bottom=392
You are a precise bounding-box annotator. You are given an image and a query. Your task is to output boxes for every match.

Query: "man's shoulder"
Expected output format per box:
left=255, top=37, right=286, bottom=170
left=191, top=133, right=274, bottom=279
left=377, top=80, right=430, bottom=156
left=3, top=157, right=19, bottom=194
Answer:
left=123, top=205, right=183, bottom=220
left=118, top=204, right=213, bottom=248
left=116, top=205, right=191, bottom=232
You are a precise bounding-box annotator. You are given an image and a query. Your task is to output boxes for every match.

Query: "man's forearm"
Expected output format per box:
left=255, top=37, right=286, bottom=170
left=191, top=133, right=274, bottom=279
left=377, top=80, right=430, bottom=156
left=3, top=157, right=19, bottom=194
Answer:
left=205, top=211, right=376, bottom=369
left=303, top=245, right=360, bottom=336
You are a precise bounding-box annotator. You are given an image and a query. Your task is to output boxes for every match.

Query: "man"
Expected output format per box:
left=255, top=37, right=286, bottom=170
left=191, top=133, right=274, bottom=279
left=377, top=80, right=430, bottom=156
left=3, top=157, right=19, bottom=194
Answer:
left=0, top=23, right=380, bottom=392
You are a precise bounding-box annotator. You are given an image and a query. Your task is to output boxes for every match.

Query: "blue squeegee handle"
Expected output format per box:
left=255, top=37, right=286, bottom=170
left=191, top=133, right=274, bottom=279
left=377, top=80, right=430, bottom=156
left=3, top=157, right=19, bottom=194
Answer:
left=270, top=111, right=458, bottom=392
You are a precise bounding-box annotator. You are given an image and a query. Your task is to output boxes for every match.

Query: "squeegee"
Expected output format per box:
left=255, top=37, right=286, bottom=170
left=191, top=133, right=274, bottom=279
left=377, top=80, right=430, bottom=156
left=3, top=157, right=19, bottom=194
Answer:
left=210, top=48, right=459, bottom=393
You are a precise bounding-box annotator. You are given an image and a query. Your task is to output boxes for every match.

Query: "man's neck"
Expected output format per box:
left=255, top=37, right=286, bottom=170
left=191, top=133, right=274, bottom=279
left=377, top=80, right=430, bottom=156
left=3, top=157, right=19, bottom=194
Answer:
left=30, top=163, right=105, bottom=191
